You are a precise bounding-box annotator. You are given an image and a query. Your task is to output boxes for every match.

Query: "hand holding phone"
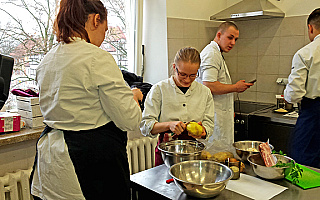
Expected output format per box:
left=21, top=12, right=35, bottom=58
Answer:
left=248, top=79, right=256, bottom=84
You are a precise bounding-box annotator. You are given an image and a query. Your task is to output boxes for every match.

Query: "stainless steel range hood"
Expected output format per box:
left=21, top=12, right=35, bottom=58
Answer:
left=210, top=0, right=285, bottom=21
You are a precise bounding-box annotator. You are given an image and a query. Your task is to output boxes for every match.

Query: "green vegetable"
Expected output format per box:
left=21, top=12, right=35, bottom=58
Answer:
left=272, top=152, right=303, bottom=185
left=272, top=150, right=286, bottom=156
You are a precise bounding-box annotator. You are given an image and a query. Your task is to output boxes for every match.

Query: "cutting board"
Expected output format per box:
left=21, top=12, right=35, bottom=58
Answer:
left=285, top=164, right=320, bottom=189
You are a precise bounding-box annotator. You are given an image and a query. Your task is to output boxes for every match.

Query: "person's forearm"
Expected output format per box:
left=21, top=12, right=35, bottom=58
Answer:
left=150, top=122, right=170, bottom=135
left=203, top=81, right=237, bottom=95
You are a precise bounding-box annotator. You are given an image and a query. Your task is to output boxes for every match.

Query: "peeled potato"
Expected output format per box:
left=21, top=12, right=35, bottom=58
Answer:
left=186, top=122, right=203, bottom=136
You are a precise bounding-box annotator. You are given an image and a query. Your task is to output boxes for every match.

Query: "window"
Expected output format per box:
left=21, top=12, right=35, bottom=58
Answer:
left=0, top=0, right=142, bottom=110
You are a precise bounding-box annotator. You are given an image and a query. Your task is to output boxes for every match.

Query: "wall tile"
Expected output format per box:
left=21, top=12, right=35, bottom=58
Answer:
left=256, top=92, right=277, bottom=104
left=167, top=38, right=184, bottom=64
left=183, top=38, right=199, bottom=50
left=258, top=37, right=280, bottom=56
left=238, top=56, right=257, bottom=74
left=258, top=55, right=279, bottom=75
left=198, top=20, right=217, bottom=40
left=280, top=16, right=307, bottom=37
left=167, top=18, right=184, bottom=39
left=183, top=19, right=199, bottom=39
left=236, top=20, right=259, bottom=39
left=279, top=55, right=293, bottom=76
left=256, top=74, right=279, bottom=93
left=237, top=38, right=258, bottom=56
left=237, top=91, right=257, bottom=102
left=225, top=56, right=237, bottom=74
left=258, top=18, right=282, bottom=38
left=280, top=36, right=305, bottom=56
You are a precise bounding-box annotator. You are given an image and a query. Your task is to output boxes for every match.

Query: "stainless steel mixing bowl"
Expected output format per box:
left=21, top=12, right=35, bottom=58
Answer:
left=169, top=160, right=233, bottom=198
left=233, top=141, right=274, bottom=162
left=248, top=153, right=294, bottom=179
left=158, top=140, right=205, bottom=168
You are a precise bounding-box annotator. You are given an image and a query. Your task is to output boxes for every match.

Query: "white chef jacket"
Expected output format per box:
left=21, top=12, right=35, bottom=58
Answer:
left=284, top=34, right=320, bottom=103
left=32, top=38, right=141, bottom=199
left=140, top=76, right=214, bottom=140
left=196, top=40, right=234, bottom=147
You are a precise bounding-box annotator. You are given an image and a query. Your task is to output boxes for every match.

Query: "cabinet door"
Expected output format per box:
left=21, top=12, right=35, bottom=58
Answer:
left=248, top=116, right=295, bottom=154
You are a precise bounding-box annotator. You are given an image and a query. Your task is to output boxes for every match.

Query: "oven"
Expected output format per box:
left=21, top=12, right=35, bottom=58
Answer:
left=234, top=101, right=275, bottom=141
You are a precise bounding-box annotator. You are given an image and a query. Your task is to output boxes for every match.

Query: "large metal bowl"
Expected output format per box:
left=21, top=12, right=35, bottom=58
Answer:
left=248, top=154, right=294, bottom=179
left=158, top=140, right=205, bottom=168
left=233, top=141, right=274, bottom=162
left=169, top=160, right=233, bottom=198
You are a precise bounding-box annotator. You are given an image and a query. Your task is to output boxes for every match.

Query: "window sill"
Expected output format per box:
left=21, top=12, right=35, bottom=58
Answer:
left=0, top=127, right=43, bottom=147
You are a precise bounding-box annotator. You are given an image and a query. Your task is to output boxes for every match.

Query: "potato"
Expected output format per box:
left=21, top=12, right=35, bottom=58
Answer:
left=200, top=150, right=212, bottom=160
left=212, top=151, right=234, bottom=162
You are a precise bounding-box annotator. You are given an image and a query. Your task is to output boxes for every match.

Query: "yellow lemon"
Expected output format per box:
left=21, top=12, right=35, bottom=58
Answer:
left=186, top=122, right=203, bottom=136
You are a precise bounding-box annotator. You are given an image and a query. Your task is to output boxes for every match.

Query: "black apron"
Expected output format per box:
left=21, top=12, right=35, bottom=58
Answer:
left=289, top=97, right=320, bottom=168
left=31, top=121, right=130, bottom=200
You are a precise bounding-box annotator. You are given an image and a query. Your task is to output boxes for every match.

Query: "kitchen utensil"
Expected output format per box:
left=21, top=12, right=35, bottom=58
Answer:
left=248, top=154, right=294, bottom=179
left=158, top=140, right=205, bottom=168
left=169, top=160, right=233, bottom=198
left=233, top=141, right=274, bottom=162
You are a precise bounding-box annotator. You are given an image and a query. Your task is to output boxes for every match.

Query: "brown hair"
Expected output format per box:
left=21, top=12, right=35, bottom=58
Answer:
left=54, top=0, right=107, bottom=44
left=173, top=47, right=201, bottom=65
left=217, top=21, right=238, bottom=34
left=308, top=8, right=320, bottom=30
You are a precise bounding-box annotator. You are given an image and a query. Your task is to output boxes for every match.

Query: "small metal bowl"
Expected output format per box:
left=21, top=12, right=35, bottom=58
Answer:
left=233, top=141, right=274, bottom=162
left=248, top=154, right=294, bottom=179
left=158, top=140, right=205, bottom=168
left=169, top=160, right=233, bottom=198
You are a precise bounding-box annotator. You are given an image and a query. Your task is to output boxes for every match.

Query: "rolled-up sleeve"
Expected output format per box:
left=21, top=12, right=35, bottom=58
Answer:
left=284, top=52, right=308, bottom=103
left=140, top=85, right=161, bottom=137
left=92, top=52, right=142, bottom=131
left=201, top=51, right=220, bottom=83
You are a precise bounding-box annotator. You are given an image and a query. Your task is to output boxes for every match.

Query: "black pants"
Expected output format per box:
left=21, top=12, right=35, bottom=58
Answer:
left=290, top=97, right=320, bottom=168
left=31, top=122, right=130, bottom=200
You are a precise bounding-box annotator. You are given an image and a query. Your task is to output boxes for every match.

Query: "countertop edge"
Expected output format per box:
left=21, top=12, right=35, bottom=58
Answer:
left=0, top=127, right=43, bottom=146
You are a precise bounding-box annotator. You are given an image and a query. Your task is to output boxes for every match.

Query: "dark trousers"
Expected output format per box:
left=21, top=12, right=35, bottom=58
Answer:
left=290, top=97, right=320, bottom=168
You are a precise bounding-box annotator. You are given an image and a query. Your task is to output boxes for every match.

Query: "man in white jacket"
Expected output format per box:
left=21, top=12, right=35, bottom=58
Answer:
left=197, top=22, right=253, bottom=149
left=284, top=8, right=320, bottom=168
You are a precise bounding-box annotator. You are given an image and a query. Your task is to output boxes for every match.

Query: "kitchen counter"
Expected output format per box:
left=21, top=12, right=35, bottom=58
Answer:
left=251, top=107, right=297, bottom=126
left=130, top=164, right=320, bottom=200
left=0, top=127, right=42, bottom=147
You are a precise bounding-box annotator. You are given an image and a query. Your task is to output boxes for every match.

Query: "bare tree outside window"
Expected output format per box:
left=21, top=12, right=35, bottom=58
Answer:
left=0, top=0, right=128, bottom=90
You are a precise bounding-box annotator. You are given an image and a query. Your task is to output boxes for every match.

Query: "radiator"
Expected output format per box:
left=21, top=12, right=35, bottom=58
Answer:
left=127, top=137, right=158, bottom=174
left=0, top=168, right=32, bottom=200
left=0, top=137, right=157, bottom=199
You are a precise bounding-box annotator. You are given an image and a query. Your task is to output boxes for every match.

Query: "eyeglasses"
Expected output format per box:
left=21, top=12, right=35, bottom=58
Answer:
left=175, top=67, right=198, bottom=79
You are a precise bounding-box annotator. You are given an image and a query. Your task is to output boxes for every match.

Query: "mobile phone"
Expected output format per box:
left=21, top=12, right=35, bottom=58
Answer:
left=248, top=79, right=256, bottom=83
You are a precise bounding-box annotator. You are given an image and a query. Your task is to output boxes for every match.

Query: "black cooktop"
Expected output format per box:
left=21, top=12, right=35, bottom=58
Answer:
left=234, top=100, right=275, bottom=114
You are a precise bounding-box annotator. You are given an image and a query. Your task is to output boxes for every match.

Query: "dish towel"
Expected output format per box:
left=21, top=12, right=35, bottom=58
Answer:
left=226, top=174, right=287, bottom=200
left=285, top=164, right=320, bottom=189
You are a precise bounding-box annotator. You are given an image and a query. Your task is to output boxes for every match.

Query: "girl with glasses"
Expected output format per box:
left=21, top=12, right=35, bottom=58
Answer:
left=140, top=47, right=214, bottom=166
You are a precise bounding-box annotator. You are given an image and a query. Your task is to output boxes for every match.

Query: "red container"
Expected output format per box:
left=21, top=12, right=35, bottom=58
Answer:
left=0, top=112, right=21, bottom=132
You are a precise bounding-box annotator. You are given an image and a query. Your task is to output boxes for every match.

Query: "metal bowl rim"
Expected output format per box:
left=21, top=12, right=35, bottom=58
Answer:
left=158, top=140, right=206, bottom=155
left=232, top=140, right=274, bottom=152
left=247, top=154, right=295, bottom=169
left=169, top=160, right=233, bottom=186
